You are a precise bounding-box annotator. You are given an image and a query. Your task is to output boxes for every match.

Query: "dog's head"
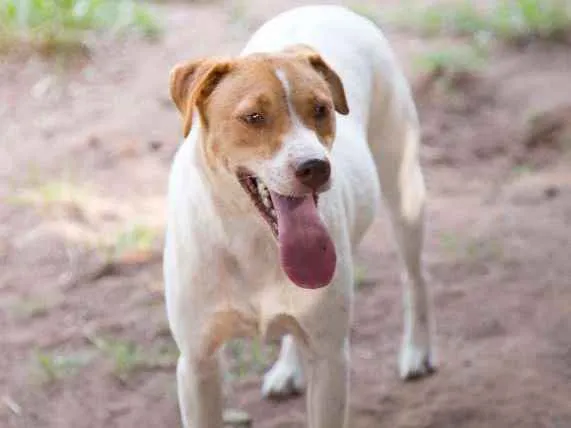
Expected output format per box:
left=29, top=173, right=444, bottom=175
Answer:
left=169, top=45, right=349, bottom=289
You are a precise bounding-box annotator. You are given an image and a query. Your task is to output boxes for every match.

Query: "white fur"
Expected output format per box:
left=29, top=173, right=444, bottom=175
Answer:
left=261, top=334, right=305, bottom=397
left=164, top=6, right=435, bottom=428
left=248, top=69, right=330, bottom=197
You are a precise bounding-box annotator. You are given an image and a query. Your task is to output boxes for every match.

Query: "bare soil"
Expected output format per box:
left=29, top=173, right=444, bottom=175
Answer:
left=1, top=1, right=570, bottom=427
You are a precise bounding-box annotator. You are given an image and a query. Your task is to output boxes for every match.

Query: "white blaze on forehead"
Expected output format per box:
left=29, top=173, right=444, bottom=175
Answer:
left=275, top=69, right=297, bottom=123
left=274, top=68, right=328, bottom=162
left=247, top=67, right=328, bottom=195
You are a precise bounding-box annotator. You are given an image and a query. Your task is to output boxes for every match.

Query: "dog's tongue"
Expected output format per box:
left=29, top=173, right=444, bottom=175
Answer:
left=270, top=192, right=336, bottom=289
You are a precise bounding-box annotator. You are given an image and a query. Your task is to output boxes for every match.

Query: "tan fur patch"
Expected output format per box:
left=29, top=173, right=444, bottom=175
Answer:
left=281, top=44, right=349, bottom=116
left=202, top=55, right=291, bottom=170
left=169, top=58, right=233, bottom=138
left=169, top=48, right=349, bottom=171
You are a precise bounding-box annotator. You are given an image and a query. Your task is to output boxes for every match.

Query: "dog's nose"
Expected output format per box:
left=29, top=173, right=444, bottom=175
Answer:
left=295, top=159, right=331, bottom=191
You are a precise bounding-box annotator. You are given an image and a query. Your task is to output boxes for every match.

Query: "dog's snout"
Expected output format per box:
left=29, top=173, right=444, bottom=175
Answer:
left=295, top=159, right=331, bottom=190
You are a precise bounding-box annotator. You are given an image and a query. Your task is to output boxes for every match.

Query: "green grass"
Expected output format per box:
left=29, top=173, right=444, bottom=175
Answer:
left=108, top=223, right=159, bottom=261
left=465, top=237, right=504, bottom=261
left=0, top=0, right=161, bottom=54
left=5, top=179, right=94, bottom=228
left=113, top=224, right=157, bottom=255
left=227, top=0, right=247, bottom=24
left=354, top=264, right=373, bottom=289
left=440, top=231, right=461, bottom=256
left=5, top=179, right=97, bottom=227
left=98, top=339, right=144, bottom=381
left=12, top=295, right=62, bottom=319
left=226, top=338, right=276, bottom=379
left=7, top=178, right=161, bottom=260
left=414, top=43, right=488, bottom=75
left=348, top=2, right=381, bottom=24
left=440, top=231, right=504, bottom=262
left=34, top=350, right=93, bottom=384
left=392, top=0, right=571, bottom=45
left=87, top=335, right=178, bottom=382
left=511, top=163, right=534, bottom=177
left=7, top=180, right=85, bottom=207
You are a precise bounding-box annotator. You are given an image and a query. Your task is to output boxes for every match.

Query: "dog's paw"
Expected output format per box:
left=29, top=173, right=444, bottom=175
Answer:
left=261, top=359, right=305, bottom=399
left=399, top=342, right=436, bottom=381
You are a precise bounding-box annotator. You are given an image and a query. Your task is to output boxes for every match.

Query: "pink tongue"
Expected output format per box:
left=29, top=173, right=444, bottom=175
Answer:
left=270, top=192, right=336, bottom=289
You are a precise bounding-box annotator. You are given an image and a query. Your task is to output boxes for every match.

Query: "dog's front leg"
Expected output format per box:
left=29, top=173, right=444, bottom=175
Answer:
left=304, top=340, right=350, bottom=428
left=176, top=352, right=223, bottom=428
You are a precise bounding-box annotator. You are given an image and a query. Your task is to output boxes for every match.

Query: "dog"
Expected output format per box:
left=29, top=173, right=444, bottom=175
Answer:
left=164, top=5, right=435, bottom=427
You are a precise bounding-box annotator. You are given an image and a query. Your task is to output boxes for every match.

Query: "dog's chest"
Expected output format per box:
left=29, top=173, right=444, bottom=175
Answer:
left=219, top=217, right=281, bottom=283
left=202, top=222, right=323, bottom=337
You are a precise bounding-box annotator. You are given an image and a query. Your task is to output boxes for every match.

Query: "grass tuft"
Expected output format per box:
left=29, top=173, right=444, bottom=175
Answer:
left=226, top=338, right=276, bottom=379
left=34, top=350, right=93, bottom=384
left=0, top=0, right=161, bottom=54
left=414, top=43, right=488, bottom=75
left=348, top=2, right=380, bottom=24
left=392, top=0, right=571, bottom=45
left=439, top=231, right=504, bottom=262
left=12, top=296, right=62, bottom=319
left=111, top=223, right=158, bottom=259
left=8, top=180, right=84, bottom=207
left=87, top=335, right=178, bottom=382
left=511, top=163, right=534, bottom=177
left=354, top=264, right=372, bottom=289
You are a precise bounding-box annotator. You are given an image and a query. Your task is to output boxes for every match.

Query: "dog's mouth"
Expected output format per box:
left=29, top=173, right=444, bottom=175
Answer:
left=238, top=172, right=280, bottom=237
left=237, top=170, right=336, bottom=289
left=238, top=172, right=320, bottom=238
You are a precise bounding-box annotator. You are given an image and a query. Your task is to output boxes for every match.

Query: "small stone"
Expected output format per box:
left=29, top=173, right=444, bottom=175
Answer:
left=148, top=140, right=163, bottom=151
left=87, top=136, right=101, bottom=148
left=158, top=96, right=175, bottom=109
left=544, top=186, right=559, bottom=199
left=223, top=408, right=252, bottom=427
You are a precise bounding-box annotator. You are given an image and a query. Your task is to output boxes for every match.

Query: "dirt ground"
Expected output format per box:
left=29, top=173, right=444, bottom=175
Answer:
left=1, top=1, right=571, bottom=427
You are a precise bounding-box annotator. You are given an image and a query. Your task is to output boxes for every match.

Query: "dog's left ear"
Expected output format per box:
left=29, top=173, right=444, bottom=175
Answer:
left=285, top=44, right=349, bottom=115
left=170, top=58, right=233, bottom=138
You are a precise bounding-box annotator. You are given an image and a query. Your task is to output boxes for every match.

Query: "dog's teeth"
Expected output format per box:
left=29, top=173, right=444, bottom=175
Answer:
left=258, top=182, right=268, bottom=196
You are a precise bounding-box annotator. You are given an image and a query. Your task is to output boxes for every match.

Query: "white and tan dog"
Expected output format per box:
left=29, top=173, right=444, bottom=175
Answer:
left=164, top=5, right=435, bottom=427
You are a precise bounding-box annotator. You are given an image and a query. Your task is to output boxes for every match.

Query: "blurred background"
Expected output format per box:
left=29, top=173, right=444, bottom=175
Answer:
left=1, top=1, right=570, bottom=427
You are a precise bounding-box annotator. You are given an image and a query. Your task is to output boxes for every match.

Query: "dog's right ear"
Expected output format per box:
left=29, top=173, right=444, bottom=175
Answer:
left=169, top=59, right=232, bottom=138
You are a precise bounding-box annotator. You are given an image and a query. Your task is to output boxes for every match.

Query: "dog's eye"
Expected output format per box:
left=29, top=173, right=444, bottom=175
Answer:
left=313, top=103, right=329, bottom=120
left=242, top=112, right=265, bottom=126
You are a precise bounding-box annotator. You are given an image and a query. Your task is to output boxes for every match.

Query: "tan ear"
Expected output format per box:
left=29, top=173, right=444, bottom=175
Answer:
left=284, top=44, right=349, bottom=115
left=169, top=58, right=232, bottom=137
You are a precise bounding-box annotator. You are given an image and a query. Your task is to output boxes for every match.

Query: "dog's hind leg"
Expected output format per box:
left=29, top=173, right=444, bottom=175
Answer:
left=368, top=88, right=436, bottom=380
left=262, top=334, right=305, bottom=398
